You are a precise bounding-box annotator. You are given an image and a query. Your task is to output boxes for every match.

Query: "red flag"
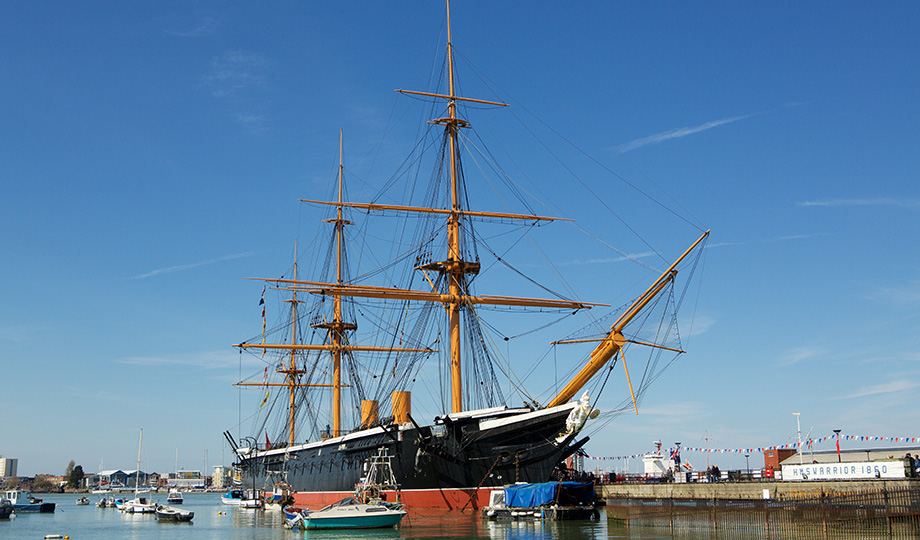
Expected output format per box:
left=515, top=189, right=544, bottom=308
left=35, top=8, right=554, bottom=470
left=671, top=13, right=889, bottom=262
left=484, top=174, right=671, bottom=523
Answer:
left=265, top=432, right=271, bottom=450
left=836, top=437, right=841, bottom=456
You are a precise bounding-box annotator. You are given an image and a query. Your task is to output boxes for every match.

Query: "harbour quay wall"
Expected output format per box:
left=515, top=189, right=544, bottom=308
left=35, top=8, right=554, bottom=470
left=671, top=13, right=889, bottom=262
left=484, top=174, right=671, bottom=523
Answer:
left=599, top=479, right=918, bottom=501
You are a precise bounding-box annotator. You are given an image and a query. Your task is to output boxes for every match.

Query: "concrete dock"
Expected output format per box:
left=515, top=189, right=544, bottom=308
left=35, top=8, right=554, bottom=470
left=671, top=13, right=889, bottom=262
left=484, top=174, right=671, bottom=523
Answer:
left=599, top=479, right=918, bottom=501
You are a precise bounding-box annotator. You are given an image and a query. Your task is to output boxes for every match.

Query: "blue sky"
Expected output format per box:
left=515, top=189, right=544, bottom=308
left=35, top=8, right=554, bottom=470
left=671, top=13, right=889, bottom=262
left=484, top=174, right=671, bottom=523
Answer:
left=2, top=1, right=919, bottom=477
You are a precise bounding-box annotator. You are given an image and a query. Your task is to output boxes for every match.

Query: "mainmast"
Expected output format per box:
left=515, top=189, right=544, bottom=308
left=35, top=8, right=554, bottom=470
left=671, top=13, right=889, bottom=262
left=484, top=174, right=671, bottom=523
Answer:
left=300, top=0, right=593, bottom=415
left=314, top=131, right=355, bottom=437
left=444, top=0, right=465, bottom=414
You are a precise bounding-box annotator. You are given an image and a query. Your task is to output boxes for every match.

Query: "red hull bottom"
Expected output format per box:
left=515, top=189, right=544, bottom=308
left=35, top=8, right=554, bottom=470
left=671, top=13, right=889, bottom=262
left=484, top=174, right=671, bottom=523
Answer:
left=293, top=487, right=492, bottom=510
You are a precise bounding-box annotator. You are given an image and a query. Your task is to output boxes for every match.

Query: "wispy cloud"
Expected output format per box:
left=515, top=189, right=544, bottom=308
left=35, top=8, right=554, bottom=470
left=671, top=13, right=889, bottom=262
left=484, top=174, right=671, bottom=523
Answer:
left=556, top=251, right=657, bottom=266
left=630, top=401, right=705, bottom=418
left=774, top=233, right=829, bottom=241
left=131, top=251, right=255, bottom=279
left=616, top=114, right=754, bottom=153
left=777, top=346, right=826, bottom=367
left=798, top=198, right=920, bottom=209
left=119, top=350, right=245, bottom=369
left=235, top=113, right=270, bottom=134
left=204, top=50, right=271, bottom=100
left=166, top=17, right=219, bottom=37
left=869, top=281, right=920, bottom=305
left=844, top=379, right=920, bottom=399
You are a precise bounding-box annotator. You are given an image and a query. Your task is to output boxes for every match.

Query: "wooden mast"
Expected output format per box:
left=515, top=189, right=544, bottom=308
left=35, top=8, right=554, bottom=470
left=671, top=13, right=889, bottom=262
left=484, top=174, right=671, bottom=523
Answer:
left=285, top=247, right=299, bottom=444
left=331, top=131, right=346, bottom=436
left=444, top=0, right=465, bottom=414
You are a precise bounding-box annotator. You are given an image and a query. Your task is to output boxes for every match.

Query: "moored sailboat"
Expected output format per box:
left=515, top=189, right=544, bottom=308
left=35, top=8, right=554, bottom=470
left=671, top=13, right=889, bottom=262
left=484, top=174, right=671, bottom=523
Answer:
left=122, top=429, right=156, bottom=514
left=225, top=1, right=708, bottom=510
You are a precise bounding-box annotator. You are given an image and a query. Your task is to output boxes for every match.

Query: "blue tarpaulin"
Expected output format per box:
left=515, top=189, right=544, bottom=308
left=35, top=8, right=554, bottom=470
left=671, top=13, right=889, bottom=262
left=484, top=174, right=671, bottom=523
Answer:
left=503, top=482, right=595, bottom=508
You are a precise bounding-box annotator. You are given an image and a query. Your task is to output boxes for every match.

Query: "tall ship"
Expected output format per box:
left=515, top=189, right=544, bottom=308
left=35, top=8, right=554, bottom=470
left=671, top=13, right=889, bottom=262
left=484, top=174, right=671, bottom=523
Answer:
left=225, top=2, right=709, bottom=510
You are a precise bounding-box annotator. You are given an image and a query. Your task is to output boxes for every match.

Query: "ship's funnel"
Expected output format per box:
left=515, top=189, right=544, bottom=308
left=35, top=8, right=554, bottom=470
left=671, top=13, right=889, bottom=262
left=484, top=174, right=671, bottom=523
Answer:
left=392, top=391, right=411, bottom=424
left=361, top=400, right=379, bottom=428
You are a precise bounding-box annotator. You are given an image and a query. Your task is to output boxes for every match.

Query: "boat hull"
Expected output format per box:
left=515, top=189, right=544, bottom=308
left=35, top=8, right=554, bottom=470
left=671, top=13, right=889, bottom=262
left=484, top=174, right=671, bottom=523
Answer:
left=236, top=403, right=588, bottom=510
left=12, top=503, right=56, bottom=513
left=304, top=512, right=405, bottom=529
left=156, top=506, right=194, bottom=521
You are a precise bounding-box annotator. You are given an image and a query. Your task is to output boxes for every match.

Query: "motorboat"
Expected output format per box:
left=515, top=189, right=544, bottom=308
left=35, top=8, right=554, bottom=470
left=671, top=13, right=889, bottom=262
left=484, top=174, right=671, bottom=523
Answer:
left=263, top=483, right=293, bottom=511
left=283, top=506, right=309, bottom=529
left=240, top=495, right=263, bottom=509
left=3, top=490, right=55, bottom=513
left=220, top=489, right=244, bottom=505
left=481, top=481, right=599, bottom=521
left=222, top=488, right=262, bottom=508
left=121, top=496, right=156, bottom=514
left=155, top=504, right=194, bottom=522
left=75, top=496, right=90, bottom=505
left=166, top=490, right=184, bottom=504
left=0, top=498, right=12, bottom=519
left=300, top=497, right=406, bottom=530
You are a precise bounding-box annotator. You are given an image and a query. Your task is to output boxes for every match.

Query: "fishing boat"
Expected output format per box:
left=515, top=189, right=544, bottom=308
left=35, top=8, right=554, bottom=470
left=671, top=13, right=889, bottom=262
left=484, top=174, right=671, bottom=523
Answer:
left=166, top=490, right=183, bottom=505
left=155, top=504, right=194, bottom=522
left=4, top=490, right=55, bottom=513
left=225, top=1, right=708, bottom=510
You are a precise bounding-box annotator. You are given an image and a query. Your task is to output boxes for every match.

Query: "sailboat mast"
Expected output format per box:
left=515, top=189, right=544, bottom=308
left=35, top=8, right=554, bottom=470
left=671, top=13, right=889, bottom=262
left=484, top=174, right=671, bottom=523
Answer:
left=135, top=428, right=143, bottom=493
left=445, top=0, right=465, bottom=414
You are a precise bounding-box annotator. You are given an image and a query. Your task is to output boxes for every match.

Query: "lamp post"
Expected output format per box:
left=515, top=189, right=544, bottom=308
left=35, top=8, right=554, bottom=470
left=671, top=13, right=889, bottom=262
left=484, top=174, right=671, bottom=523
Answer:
left=834, top=429, right=842, bottom=463
left=794, top=412, right=803, bottom=465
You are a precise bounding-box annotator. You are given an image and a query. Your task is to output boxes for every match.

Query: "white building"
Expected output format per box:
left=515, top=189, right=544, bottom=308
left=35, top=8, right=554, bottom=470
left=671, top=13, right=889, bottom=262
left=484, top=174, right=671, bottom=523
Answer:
left=0, top=457, right=18, bottom=478
left=212, top=466, right=230, bottom=490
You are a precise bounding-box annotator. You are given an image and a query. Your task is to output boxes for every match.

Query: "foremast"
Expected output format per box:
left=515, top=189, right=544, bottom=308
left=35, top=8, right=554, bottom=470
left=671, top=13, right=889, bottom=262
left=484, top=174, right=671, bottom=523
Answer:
left=235, top=134, right=433, bottom=443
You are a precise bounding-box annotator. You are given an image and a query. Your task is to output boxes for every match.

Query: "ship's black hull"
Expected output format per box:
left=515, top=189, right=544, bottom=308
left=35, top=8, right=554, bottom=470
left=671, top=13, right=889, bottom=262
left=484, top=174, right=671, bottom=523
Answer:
left=234, top=403, right=588, bottom=509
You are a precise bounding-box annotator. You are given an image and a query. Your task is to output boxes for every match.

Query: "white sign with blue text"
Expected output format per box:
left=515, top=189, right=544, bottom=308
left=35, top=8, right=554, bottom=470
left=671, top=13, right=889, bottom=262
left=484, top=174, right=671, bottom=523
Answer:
left=783, top=461, right=906, bottom=481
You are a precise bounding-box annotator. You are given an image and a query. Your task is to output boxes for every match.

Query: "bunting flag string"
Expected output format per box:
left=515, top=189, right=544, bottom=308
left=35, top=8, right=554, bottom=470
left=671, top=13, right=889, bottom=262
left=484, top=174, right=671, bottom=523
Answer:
left=583, top=434, right=920, bottom=461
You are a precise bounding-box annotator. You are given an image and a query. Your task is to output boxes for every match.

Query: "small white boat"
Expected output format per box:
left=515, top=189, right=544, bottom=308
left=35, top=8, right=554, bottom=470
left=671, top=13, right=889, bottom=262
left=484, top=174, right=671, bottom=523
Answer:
left=222, top=488, right=262, bottom=508
left=121, top=496, right=156, bottom=514
left=156, top=504, right=194, bottom=522
left=121, top=430, right=155, bottom=513
left=75, top=496, right=90, bottom=505
left=263, top=483, right=293, bottom=511
left=240, top=495, right=263, bottom=509
left=301, top=497, right=406, bottom=530
left=166, top=490, right=183, bottom=504
left=221, top=489, right=244, bottom=505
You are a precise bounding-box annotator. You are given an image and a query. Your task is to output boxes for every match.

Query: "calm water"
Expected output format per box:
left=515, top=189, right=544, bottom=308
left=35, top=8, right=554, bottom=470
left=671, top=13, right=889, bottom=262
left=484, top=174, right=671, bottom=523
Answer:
left=4, top=492, right=655, bottom=540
